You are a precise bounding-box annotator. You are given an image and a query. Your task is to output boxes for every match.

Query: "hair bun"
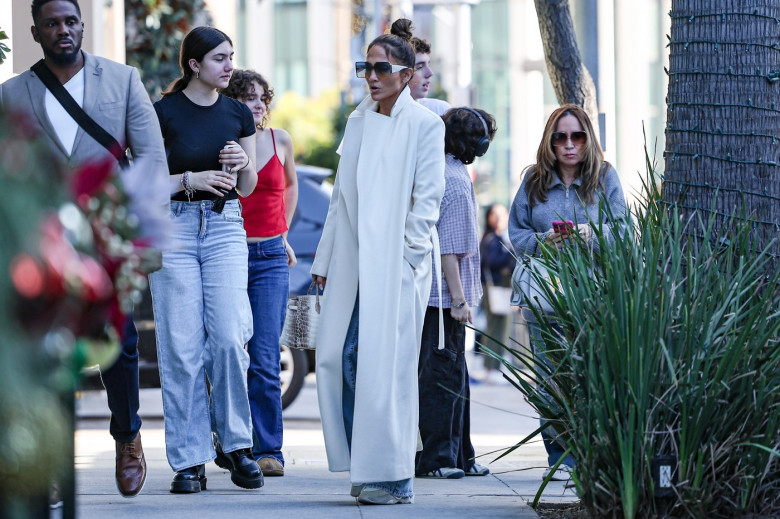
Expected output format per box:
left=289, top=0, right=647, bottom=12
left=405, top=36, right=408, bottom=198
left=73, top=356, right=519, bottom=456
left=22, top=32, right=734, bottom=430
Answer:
left=390, top=18, right=414, bottom=41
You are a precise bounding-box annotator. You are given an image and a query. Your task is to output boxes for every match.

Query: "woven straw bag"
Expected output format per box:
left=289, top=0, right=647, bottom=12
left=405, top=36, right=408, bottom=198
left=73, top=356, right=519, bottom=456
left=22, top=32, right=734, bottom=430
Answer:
left=280, top=282, right=321, bottom=350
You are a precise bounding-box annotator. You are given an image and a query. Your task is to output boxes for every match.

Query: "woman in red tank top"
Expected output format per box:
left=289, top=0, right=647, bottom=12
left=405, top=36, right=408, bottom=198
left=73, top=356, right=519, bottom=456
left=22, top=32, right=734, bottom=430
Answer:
left=223, top=70, right=297, bottom=478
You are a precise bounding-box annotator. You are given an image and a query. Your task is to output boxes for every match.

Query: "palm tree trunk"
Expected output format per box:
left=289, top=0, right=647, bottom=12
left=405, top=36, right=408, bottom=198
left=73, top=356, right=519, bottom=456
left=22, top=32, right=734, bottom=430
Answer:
left=663, top=1, right=780, bottom=259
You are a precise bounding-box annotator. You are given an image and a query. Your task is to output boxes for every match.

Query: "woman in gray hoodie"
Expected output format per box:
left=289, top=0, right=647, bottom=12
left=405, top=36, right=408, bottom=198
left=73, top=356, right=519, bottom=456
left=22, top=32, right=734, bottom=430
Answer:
left=508, top=103, right=627, bottom=481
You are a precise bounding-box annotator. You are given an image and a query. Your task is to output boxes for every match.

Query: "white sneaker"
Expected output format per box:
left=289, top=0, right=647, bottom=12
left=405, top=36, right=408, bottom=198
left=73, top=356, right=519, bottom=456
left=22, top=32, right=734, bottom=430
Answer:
left=357, top=488, right=413, bottom=505
left=465, top=462, right=490, bottom=476
left=416, top=467, right=465, bottom=479
left=542, top=463, right=573, bottom=481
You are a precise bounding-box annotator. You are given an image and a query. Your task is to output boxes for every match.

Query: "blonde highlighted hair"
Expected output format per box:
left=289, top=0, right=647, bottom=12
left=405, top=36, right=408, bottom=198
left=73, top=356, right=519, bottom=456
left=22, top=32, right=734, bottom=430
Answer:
left=525, top=104, right=607, bottom=207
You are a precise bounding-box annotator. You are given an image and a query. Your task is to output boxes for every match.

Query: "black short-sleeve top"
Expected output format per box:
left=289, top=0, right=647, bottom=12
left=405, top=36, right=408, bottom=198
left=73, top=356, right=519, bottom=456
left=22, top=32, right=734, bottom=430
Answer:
left=154, top=91, right=256, bottom=202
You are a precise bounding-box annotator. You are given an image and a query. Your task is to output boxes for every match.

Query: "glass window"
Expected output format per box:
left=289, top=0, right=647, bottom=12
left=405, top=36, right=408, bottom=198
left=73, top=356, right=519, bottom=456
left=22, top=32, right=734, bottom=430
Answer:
left=274, top=0, right=309, bottom=96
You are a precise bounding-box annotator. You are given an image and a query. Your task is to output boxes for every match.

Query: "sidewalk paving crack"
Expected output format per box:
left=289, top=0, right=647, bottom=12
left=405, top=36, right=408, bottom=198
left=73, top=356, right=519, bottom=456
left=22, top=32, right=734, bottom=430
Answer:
left=492, top=472, right=521, bottom=497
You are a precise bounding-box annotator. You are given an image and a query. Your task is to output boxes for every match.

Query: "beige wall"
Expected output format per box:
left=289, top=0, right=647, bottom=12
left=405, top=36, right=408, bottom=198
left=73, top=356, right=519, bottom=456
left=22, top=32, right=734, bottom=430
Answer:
left=204, top=0, right=237, bottom=46
left=243, top=0, right=274, bottom=75
left=508, top=0, right=546, bottom=190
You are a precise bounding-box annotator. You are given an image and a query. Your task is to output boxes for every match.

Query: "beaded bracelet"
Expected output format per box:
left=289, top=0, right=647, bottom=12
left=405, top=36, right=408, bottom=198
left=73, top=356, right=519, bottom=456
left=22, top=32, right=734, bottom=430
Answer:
left=181, top=171, right=196, bottom=201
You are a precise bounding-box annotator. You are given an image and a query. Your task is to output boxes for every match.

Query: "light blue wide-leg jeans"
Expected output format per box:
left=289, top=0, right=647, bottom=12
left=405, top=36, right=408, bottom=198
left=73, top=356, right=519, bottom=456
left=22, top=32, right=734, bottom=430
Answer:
left=150, top=200, right=254, bottom=471
left=342, top=295, right=414, bottom=499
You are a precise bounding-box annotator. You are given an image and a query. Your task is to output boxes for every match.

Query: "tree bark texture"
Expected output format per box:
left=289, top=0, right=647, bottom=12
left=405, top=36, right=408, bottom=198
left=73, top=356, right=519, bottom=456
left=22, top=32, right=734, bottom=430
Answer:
left=663, top=1, right=780, bottom=258
left=534, top=0, right=600, bottom=141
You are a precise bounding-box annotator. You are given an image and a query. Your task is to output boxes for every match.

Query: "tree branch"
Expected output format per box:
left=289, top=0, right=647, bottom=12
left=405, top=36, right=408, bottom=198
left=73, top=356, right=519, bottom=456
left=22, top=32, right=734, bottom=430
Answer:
left=534, top=0, right=601, bottom=143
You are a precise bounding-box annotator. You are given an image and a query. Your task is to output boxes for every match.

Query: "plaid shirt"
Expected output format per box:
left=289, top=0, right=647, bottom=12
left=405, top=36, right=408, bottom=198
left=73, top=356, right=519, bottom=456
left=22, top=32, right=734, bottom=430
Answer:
left=428, top=154, right=483, bottom=308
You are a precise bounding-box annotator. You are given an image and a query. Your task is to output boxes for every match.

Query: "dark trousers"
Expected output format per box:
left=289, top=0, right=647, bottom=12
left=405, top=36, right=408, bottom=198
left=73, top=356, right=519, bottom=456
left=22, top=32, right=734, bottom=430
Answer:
left=99, top=315, right=142, bottom=443
left=416, top=306, right=476, bottom=474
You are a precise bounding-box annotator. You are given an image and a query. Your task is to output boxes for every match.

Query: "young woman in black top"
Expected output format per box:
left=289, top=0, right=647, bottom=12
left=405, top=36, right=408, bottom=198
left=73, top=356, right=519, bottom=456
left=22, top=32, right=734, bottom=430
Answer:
left=150, top=26, right=261, bottom=494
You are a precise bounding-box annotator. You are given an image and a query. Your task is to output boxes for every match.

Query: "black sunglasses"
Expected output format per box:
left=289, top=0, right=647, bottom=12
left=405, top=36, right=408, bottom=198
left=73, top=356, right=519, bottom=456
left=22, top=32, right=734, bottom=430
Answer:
left=551, top=131, right=587, bottom=146
left=355, top=61, right=409, bottom=78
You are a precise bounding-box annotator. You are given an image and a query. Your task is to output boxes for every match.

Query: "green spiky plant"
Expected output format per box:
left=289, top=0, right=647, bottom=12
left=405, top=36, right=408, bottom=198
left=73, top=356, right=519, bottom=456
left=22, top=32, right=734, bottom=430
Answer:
left=488, top=153, right=780, bottom=518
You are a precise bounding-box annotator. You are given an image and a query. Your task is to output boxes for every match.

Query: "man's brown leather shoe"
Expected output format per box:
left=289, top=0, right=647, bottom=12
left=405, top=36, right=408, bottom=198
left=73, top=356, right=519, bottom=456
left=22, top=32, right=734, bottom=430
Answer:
left=116, top=433, right=147, bottom=497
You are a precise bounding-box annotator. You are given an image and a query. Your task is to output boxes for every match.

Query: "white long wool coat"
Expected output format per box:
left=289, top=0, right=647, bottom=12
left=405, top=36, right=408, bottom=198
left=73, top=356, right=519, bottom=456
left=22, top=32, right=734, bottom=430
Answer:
left=310, top=88, right=445, bottom=483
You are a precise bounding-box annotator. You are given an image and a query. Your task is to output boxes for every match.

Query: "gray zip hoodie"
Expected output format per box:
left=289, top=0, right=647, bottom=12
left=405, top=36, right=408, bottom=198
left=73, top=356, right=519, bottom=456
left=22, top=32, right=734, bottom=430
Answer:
left=508, top=164, right=627, bottom=322
left=508, top=164, right=627, bottom=259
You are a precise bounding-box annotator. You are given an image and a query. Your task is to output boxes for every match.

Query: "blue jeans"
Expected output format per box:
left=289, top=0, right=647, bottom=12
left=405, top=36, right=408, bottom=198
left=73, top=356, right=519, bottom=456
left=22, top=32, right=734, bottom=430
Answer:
left=342, top=296, right=414, bottom=499
left=99, top=315, right=142, bottom=443
left=528, top=321, right=576, bottom=468
left=149, top=200, right=254, bottom=471
left=246, top=237, right=288, bottom=463
left=416, top=307, right=475, bottom=474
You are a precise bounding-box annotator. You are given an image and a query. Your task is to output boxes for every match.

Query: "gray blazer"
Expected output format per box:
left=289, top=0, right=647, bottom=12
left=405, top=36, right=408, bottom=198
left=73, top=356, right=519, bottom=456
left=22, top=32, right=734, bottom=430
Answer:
left=0, top=51, right=168, bottom=193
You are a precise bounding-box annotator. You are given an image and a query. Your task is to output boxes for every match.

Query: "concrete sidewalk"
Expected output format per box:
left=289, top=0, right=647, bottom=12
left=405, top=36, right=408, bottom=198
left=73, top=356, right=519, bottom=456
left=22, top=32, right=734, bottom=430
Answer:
left=74, top=374, right=577, bottom=518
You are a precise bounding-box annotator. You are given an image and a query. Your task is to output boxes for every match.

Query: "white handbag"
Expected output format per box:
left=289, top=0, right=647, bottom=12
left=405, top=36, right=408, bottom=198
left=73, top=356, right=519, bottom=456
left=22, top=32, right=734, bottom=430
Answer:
left=279, top=282, right=321, bottom=350
left=510, top=257, right=559, bottom=314
left=485, top=285, right=513, bottom=316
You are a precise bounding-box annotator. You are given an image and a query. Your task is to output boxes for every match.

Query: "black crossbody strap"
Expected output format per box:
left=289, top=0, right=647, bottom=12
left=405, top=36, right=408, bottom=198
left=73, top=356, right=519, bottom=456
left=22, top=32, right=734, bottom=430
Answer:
left=31, top=59, right=124, bottom=163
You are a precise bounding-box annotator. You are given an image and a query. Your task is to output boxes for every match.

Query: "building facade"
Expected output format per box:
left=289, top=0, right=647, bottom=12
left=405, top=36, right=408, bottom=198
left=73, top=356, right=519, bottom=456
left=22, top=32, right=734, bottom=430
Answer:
left=0, top=0, right=671, bottom=203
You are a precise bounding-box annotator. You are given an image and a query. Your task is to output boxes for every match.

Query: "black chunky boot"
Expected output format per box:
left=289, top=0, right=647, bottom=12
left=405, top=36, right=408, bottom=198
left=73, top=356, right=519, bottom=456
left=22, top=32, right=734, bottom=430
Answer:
left=170, top=464, right=206, bottom=494
left=224, top=449, right=263, bottom=489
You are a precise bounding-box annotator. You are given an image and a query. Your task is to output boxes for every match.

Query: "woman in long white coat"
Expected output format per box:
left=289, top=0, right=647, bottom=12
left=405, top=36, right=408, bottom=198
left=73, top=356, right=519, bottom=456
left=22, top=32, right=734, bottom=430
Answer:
left=311, top=19, right=445, bottom=505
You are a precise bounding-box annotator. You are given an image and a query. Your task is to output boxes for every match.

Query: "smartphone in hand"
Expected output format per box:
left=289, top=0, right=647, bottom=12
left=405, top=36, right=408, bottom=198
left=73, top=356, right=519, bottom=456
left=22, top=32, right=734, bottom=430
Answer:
left=552, top=220, right=574, bottom=237
left=212, top=144, right=240, bottom=214
left=222, top=143, right=241, bottom=177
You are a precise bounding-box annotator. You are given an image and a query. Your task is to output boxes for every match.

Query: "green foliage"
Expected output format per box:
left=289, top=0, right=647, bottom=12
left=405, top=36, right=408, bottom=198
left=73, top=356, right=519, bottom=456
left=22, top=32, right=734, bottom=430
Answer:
left=124, top=0, right=212, bottom=99
left=0, top=28, right=10, bottom=65
left=493, top=155, right=780, bottom=517
left=271, top=88, right=354, bottom=174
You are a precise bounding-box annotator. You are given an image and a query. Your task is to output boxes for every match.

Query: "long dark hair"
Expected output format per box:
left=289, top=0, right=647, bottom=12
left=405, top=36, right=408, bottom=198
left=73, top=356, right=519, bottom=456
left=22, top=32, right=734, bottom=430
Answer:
left=161, top=26, right=233, bottom=97
left=483, top=204, right=499, bottom=235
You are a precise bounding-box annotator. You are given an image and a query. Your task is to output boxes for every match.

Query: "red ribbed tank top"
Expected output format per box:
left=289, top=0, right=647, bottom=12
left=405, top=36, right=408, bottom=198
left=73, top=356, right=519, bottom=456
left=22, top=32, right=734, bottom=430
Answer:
left=241, top=129, right=288, bottom=237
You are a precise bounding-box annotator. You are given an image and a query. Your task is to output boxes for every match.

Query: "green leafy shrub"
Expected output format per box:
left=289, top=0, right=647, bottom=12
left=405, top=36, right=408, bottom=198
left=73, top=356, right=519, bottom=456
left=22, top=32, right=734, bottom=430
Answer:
left=270, top=88, right=354, bottom=174
left=125, top=0, right=212, bottom=99
left=0, top=27, right=10, bottom=65
left=495, top=161, right=780, bottom=518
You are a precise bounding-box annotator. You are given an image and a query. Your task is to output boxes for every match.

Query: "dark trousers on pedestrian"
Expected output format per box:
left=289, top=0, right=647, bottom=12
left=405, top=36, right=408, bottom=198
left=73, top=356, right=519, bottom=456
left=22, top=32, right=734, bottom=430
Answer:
left=416, top=306, right=476, bottom=475
left=99, top=315, right=142, bottom=443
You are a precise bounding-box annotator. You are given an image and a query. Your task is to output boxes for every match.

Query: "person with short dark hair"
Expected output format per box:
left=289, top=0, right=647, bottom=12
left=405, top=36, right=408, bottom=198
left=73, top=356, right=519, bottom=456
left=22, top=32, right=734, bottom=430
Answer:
left=222, top=69, right=298, bottom=478
left=406, top=28, right=453, bottom=117
left=310, top=18, right=445, bottom=505
left=408, top=33, right=432, bottom=101
left=150, top=25, right=261, bottom=494
left=416, top=107, right=497, bottom=480
left=0, top=0, right=169, bottom=499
